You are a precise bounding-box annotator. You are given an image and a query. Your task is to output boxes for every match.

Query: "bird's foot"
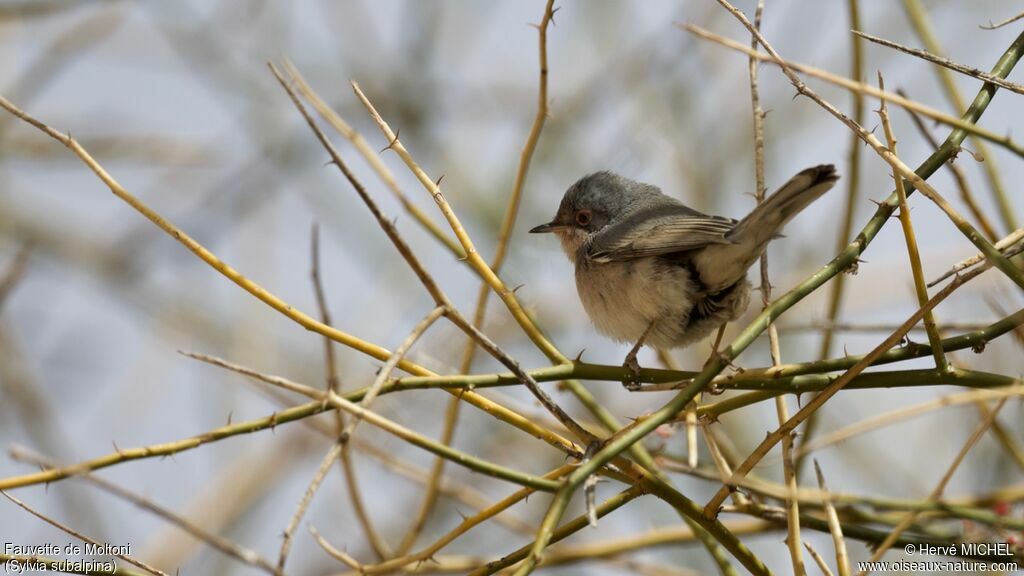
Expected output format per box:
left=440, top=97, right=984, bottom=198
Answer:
left=622, top=322, right=655, bottom=391
left=712, top=351, right=745, bottom=376
left=622, top=352, right=643, bottom=391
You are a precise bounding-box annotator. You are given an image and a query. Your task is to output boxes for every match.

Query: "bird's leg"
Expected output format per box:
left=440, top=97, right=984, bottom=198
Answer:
left=703, top=324, right=728, bottom=368
left=622, top=320, right=656, bottom=390
left=703, top=323, right=744, bottom=385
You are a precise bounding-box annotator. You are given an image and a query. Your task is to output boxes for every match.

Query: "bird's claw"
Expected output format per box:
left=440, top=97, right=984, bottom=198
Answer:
left=622, top=354, right=643, bottom=390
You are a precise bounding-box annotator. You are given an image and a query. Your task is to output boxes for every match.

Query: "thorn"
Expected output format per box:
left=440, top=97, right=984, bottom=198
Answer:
left=512, top=283, right=525, bottom=294
left=574, top=348, right=586, bottom=363
left=959, top=145, right=985, bottom=162
left=380, top=128, right=401, bottom=153
left=435, top=174, right=445, bottom=187
left=226, top=411, right=233, bottom=426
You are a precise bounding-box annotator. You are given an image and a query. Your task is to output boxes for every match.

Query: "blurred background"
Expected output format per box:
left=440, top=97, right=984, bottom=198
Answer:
left=1, top=1, right=1022, bottom=574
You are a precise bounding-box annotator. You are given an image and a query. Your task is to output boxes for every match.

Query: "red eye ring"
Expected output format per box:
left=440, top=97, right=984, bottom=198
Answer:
left=575, top=209, right=592, bottom=227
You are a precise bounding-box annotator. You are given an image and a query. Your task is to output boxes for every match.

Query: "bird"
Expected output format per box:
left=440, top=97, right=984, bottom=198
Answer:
left=530, top=165, right=839, bottom=380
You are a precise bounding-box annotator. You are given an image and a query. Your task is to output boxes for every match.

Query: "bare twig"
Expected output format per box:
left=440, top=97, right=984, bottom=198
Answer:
left=8, top=447, right=277, bottom=574
left=709, top=2, right=1024, bottom=293
left=478, top=485, right=649, bottom=576
left=309, top=223, right=390, bottom=561
left=2, top=491, right=168, bottom=576
left=276, top=306, right=444, bottom=573
left=283, top=60, right=463, bottom=257
left=399, top=0, right=559, bottom=556
left=803, top=542, right=836, bottom=576
left=878, top=73, right=947, bottom=371
left=680, top=24, right=1024, bottom=159
left=980, top=9, right=1024, bottom=30
left=704, top=241, right=997, bottom=517
left=928, top=228, right=1024, bottom=287
left=779, top=321, right=992, bottom=334
left=897, top=87, right=999, bottom=242
left=277, top=442, right=347, bottom=573
left=854, top=30, right=1024, bottom=95
left=271, top=62, right=593, bottom=445
left=0, top=397, right=326, bottom=491
left=862, top=397, right=1010, bottom=566
left=355, top=466, right=574, bottom=575
left=658, top=349, right=699, bottom=468
left=814, top=461, right=850, bottom=576
left=309, top=526, right=363, bottom=571
left=795, top=386, right=1024, bottom=459
left=349, top=80, right=568, bottom=364
left=815, top=0, right=866, bottom=369
left=702, top=0, right=1024, bottom=504
left=310, top=224, right=341, bottom=398
left=747, top=2, right=804, bottom=572
left=902, top=0, right=1019, bottom=232
left=344, top=306, right=445, bottom=441
left=700, top=422, right=749, bottom=507
left=182, top=351, right=561, bottom=491
left=0, top=93, right=430, bottom=377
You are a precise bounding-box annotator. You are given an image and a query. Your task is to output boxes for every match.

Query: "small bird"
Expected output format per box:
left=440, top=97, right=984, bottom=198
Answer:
left=530, top=165, right=838, bottom=378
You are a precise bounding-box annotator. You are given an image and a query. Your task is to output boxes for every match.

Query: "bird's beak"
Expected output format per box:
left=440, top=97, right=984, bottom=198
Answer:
left=529, top=221, right=564, bottom=234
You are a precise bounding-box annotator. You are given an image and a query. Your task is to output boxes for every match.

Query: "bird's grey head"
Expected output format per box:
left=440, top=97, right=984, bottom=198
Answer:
left=530, top=171, right=668, bottom=261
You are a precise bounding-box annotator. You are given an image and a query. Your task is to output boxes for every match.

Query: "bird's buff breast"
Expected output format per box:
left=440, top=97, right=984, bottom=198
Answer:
left=574, top=257, right=698, bottom=349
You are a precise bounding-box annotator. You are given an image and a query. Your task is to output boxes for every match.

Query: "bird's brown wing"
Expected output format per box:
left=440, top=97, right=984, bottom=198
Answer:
left=586, top=206, right=737, bottom=263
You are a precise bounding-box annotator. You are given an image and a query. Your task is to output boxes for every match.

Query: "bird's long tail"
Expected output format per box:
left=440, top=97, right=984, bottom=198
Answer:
left=694, top=164, right=839, bottom=292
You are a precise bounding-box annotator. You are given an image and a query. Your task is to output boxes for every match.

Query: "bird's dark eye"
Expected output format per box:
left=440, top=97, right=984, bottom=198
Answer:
left=575, top=209, right=592, bottom=227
